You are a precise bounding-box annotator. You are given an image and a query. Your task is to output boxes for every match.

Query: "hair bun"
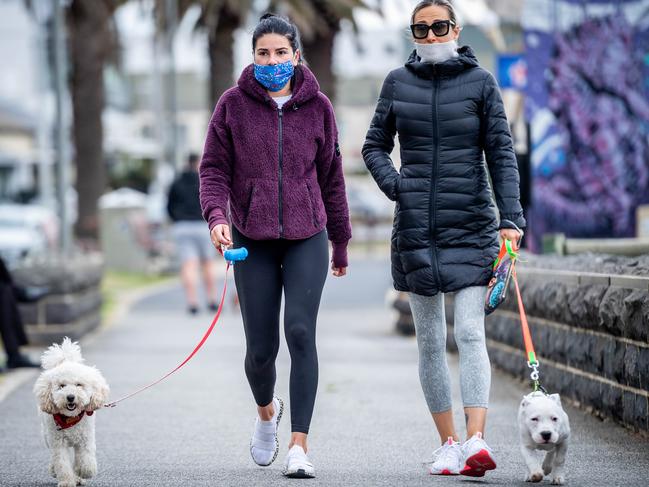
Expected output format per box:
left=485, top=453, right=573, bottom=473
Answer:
left=259, top=12, right=277, bottom=21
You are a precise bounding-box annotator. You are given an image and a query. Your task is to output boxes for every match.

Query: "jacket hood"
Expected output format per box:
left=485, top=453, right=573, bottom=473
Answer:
left=237, top=63, right=321, bottom=108
left=405, top=45, right=479, bottom=78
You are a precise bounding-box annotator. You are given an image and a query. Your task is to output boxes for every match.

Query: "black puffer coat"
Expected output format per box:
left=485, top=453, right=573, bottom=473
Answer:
left=362, top=47, right=526, bottom=296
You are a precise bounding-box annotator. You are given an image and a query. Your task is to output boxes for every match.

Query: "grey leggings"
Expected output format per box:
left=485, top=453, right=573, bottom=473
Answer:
left=409, top=287, right=490, bottom=413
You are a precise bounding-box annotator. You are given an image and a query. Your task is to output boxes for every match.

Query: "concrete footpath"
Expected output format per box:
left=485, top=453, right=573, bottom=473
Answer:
left=1, top=255, right=648, bottom=486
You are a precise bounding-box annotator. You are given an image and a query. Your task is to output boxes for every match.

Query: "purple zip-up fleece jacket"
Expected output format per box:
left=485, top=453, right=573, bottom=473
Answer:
left=199, top=64, right=352, bottom=267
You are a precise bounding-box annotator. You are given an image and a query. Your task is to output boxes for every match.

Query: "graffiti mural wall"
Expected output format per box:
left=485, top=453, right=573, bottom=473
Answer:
left=523, top=0, right=649, bottom=248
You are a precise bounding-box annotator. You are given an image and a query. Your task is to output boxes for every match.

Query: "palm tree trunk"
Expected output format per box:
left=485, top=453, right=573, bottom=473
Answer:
left=302, top=28, right=337, bottom=102
left=208, top=9, right=239, bottom=110
left=67, top=0, right=111, bottom=242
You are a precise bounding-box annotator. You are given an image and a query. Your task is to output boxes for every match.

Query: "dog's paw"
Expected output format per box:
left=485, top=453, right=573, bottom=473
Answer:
left=551, top=475, right=565, bottom=485
left=525, top=471, right=544, bottom=482
left=75, top=456, right=97, bottom=479
left=76, top=477, right=87, bottom=486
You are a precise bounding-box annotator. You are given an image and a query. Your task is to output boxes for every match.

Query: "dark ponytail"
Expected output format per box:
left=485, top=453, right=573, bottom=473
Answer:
left=252, top=13, right=303, bottom=63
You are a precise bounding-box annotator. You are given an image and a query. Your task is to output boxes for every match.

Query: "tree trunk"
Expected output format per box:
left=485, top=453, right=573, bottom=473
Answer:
left=208, top=9, right=239, bottom=110
left=67, top=0, right=111, bottom=242
left=302, top=27, right=338, bottom=102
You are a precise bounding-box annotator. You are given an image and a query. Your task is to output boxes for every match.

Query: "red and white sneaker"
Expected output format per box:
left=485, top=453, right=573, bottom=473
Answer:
left=427, top=437, right=462, bottom=475
left=460, top=432, right=496, bottom=477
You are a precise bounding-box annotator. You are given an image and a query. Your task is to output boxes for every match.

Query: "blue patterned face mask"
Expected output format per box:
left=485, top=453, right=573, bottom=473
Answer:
left=254, top=60, right=295, bottom=92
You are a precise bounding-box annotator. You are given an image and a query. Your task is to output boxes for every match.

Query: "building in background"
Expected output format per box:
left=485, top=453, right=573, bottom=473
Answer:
left=0, top=1, right=53, bottom=203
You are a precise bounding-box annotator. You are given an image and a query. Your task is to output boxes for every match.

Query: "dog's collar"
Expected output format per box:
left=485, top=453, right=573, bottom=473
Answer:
left=52, top=410, right=93, bottom=430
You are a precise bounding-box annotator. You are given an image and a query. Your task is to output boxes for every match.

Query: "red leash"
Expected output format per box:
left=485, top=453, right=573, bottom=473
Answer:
left=104, top=263, right=231, bottom=408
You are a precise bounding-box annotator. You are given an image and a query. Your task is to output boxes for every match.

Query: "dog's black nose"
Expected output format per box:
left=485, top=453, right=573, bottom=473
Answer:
left=66, top=395, right=75, bottom=402
left=541, top=431, right=552, bottom=441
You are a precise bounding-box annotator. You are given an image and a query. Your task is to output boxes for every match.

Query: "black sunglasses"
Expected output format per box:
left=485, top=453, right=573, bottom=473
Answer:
left=410, top=20, right=455, bottom=39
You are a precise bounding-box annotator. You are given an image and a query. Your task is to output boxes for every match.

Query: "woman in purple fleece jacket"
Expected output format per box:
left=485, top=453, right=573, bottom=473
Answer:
left=199, top=13, right=351, bottom=479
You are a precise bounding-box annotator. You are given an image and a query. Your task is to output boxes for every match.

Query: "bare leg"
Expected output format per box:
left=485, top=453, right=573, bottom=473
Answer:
left=180, top=259, right=199, bottom=308
left=257, top=400, right=275, bottom=421
left=201, top=259, right=218, bottom=305
left=432, top=409, right=460, bottom=444
left=289, top=432, right=308, bottom=452
left=464, top=407, right=487, bottom=438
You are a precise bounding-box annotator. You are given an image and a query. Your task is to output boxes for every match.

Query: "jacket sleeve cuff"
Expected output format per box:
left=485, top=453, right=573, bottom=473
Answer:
left=207, top=208, right=228, bottom=232
left=331, top=240, right=349, bottom=268
left=499, top=215, right=526, bottom=231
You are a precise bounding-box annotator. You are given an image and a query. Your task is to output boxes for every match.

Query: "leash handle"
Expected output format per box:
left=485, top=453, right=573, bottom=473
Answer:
left=104, top=263, right=231, bottom=408
left=223, top=247, right=248, bottom=263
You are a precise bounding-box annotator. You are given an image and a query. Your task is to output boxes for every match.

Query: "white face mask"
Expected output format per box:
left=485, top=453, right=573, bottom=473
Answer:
left=415, top=39, right=459, bottom=64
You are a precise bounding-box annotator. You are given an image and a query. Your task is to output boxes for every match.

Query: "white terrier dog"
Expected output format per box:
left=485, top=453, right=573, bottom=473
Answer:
left=518, top=391, right=570, bottom=485
left=33, top=338, right=109, bottom=487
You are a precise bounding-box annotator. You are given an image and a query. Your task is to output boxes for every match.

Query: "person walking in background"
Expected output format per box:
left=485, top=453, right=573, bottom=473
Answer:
left=167, top=153, right=218, bottom=315
left=199, top=13, right=351, bottom=478
left=0, top=256, right=40, bottom=371
left=363, top=0, right=525, bottom=478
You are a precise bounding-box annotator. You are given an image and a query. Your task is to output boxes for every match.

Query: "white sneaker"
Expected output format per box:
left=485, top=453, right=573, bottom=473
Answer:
left=460, top=432, right=496, bottom=477
left=282, top=445, right=315, bottom=478
left=427, top=437, right=462, bottom=475
left=250, top=397, right=284, bottom=466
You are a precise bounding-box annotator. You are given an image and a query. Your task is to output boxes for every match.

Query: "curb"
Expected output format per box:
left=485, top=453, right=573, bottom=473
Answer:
left=0, top=278, right=181, bottom=404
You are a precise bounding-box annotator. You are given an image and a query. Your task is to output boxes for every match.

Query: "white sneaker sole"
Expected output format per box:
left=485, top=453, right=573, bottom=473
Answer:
left=250, top=397, right=284, bottom=467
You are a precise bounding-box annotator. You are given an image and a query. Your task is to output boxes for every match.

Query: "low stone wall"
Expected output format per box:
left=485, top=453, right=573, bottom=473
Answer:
left=445, top=253, right=649, bottom=433
left=13, top=254, right=104, bottom=345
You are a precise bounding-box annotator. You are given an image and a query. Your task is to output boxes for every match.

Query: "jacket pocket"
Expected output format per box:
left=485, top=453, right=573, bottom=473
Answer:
left=240, top=183, right=257, bottom=230
left=306, top=181, right=320, bottom=228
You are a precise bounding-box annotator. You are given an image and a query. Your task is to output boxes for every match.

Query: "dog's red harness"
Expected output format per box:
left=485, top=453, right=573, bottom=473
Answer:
left=52, top=410, right=93, bottom=430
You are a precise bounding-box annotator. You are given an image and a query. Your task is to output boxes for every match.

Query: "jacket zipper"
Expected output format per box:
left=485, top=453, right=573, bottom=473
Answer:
left=430, top=77, right=442, bottom=290
left=278, top=108, right=284, bottom=238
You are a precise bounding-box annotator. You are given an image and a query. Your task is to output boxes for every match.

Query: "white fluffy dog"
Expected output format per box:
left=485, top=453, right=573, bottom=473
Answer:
left=518, top=391, right=570, bottom=485
left=33, top=338, right=109, bottom=487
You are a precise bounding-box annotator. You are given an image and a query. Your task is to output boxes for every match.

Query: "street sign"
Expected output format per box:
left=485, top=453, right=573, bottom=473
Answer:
left=498, top=54, right=527, bottom=90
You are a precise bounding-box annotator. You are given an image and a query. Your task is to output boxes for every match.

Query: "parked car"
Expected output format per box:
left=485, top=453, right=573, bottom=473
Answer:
left=0, top=204, right=58, bottom=268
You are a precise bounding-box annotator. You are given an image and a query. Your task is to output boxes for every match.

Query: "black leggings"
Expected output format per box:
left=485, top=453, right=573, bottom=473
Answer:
left=232, top=226, right=329, bottom=434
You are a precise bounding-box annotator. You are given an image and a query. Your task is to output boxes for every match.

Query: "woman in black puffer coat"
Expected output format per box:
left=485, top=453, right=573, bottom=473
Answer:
left=363, top=0, right=525, bottom=477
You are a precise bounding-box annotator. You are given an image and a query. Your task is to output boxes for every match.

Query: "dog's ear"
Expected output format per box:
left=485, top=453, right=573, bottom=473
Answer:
left=548, top=393, right=562, bottom=405
left=33, top=374, right=57, bottom=414
left=520, top=396, right=531, bottom=408
left=88, top=368, right=110, bottom=410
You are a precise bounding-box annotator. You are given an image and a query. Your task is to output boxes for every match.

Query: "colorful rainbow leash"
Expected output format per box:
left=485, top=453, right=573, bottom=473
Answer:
left=104, top=247, right=248, bottom=408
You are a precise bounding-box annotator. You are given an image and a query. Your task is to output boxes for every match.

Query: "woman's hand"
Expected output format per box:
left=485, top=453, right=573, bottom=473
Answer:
left=499, top=228, right=522, bottom=251
left=331, top=265, right=347, bottom=277
left=211, top=224, right=232, bottom=250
